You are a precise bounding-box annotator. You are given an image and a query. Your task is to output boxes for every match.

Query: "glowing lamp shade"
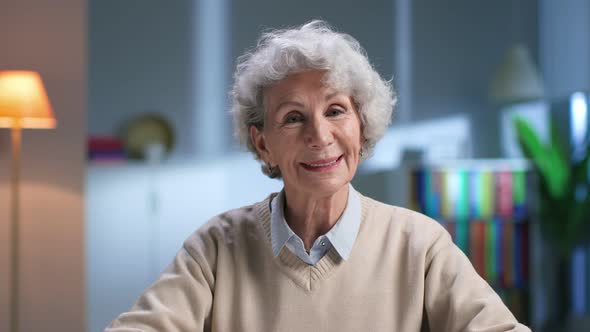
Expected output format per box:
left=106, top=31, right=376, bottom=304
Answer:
left=0, top=71, right=56, bottom=129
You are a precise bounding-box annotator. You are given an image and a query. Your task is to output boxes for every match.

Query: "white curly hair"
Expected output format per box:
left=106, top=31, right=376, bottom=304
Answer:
left=231, top=20, right=396, bottom=178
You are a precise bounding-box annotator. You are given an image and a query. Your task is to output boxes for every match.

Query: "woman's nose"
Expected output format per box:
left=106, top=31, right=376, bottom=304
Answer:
left=304, top=116, right=333, bottom=149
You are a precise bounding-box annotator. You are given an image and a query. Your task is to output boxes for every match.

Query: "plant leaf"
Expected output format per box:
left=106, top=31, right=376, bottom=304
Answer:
left=513, top=116, right=569, bottom=199
left=548, top=121, right=571, bottom=198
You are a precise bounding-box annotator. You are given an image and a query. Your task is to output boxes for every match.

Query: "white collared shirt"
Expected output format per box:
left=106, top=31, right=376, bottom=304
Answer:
left=269, top=184, right=362, bottom=265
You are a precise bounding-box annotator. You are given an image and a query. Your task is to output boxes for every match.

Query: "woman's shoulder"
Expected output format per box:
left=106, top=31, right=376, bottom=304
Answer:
left=358, top=193, right=450, bottom=246
left=359, top=193, right=440, bottom=224
left=182, top=194, right=275, bottom=259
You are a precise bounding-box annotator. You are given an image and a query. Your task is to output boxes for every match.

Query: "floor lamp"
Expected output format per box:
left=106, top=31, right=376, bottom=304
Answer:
left=0, top=71, right=56, bottom=332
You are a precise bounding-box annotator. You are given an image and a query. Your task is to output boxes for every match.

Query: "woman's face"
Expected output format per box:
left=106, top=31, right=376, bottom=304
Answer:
left=250, top=70, right=362, bottom=197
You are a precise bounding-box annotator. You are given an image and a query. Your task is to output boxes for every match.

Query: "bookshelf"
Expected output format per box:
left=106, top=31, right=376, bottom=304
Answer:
left=408, top=159, right=532, bottom=324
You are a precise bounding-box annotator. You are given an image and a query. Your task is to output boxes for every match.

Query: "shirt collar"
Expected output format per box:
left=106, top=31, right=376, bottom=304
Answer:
left=270, top=190, right=294, bottom=256
left=269, top=184, right=362, bottom=260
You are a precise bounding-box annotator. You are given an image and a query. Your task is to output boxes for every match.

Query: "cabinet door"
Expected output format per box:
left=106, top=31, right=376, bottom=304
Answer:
left=156, top=163, right=229, bottom=270
left=86, top=165, right=154, bottom=332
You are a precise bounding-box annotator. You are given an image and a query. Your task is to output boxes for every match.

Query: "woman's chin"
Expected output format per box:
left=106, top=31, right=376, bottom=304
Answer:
left=295, top=176, right=350, bottom=196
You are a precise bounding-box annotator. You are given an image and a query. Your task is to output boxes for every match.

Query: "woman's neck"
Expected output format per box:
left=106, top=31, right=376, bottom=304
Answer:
left=283, top=185, right=349, bottom=250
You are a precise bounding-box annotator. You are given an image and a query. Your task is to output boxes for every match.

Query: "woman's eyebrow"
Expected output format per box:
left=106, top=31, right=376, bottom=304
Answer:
left=276, top=100, right=304, bottom=112
left=274, top=92, right=343, bottom=112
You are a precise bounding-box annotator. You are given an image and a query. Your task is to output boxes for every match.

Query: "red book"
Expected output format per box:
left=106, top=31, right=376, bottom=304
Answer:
left=88, top=136, right=124, bottom=151
left=470, top=221, right=485, bottom=278
left=502, top=221, right=514, bottom=288
left=479, top=222, right=487, bottom=280
left=496, top=171, right=513, bottom=219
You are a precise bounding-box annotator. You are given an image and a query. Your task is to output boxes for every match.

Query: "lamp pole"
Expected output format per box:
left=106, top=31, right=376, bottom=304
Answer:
left=10, top=124, right=21, bottom=332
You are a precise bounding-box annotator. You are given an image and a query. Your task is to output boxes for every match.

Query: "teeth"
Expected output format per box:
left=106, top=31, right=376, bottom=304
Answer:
left=308, top=159, right=338, bottom=167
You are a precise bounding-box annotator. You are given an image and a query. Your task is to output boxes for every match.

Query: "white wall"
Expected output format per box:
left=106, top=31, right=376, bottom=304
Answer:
left=411, top=0, right=539, bottom=158
left=230, top=0, right=396, bottom=81
left=88, top=0, right=196, bottom=157
left=540, top=0, right=590, bottom=99
left=0, top=1, right=86, bottom=331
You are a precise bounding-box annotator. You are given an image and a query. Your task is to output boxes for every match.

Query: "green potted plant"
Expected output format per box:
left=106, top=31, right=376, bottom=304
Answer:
left=513, top=116, right=590, bottom=326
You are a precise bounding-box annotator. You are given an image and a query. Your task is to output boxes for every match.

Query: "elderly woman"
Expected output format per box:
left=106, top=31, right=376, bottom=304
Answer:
left=107, top=21, right=530, bottom=332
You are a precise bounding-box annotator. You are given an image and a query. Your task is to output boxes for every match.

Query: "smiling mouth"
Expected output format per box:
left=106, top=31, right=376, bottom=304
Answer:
left=301, top=155, right=343, bottom=171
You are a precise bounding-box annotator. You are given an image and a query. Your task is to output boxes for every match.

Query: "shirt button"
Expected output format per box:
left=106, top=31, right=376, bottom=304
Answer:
left=321, top=241, right=326, bottom=247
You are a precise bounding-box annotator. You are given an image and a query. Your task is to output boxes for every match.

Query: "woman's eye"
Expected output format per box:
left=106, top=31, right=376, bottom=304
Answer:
left=284, top=113, right=304, bottom=124
left=326, top=108, right=345, bottom=117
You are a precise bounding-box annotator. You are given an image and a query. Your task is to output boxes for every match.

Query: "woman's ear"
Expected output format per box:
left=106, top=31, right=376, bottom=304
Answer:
left=249, top=125, right=272, bottom=164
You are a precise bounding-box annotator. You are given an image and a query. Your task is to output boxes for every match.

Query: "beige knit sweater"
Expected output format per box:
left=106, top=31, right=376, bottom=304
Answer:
left=106, top=193, right=531, bottom=332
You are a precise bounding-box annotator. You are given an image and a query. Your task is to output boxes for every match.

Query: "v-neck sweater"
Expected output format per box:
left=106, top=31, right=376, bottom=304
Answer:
left=106, top=193, right=531, bottom=332
left=265, top=191, right=358, bottom=288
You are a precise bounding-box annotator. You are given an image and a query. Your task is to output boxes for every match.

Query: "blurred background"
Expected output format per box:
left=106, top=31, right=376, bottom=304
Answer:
left=1, top=0, right=589, bottom=331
